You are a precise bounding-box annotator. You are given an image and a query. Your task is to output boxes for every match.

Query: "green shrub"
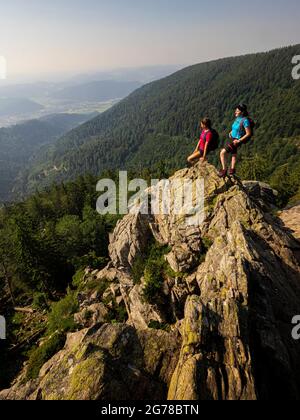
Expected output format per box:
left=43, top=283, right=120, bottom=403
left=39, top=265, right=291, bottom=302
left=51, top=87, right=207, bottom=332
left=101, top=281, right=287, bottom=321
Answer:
left=47, top=291, right=78, bottom=334
left=143, top=260, right=165, bottom=303
left=85, top=278, right=110, bottom=297
left=105, top=299, right=128, bottom=324
left=26, top=332, right=66, bottom=380
left=142, top=243, right=171, bottom=304
left=11, top=312, right=25, bottom=326
left=73, top=252, right=108, bottom=271
left=132, top=256, right=146, bottom=285
left=72, top=268, right=86, bottom=289
left=164, top=264, right=186, bottom=280
left=32, top=292, right=49, bottom=311
left=202, top=237, right=213, bottom=252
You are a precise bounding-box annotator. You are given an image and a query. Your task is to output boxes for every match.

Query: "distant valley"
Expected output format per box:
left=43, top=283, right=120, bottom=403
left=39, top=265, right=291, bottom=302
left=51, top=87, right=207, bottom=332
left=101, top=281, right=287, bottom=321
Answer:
left=0, top=79, right=138, bottom=127
left=0, top=98, right=44, bottom=120
left=0, top=65, right=181, bottom=127
left=0, top=112, right=97, bottom=202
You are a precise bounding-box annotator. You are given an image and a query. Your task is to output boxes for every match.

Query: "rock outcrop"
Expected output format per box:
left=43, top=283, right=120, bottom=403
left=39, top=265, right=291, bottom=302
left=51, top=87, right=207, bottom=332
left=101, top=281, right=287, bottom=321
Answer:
left=280, top=204, right=300, bottom=241
left=1, top=163, right=300, bottom=400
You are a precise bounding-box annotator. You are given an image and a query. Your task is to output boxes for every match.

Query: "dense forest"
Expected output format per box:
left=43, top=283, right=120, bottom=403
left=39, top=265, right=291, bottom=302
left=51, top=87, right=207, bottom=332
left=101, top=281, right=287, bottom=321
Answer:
left=18, top=44, right=300, bottom=206
left=0, top=163, right=174, bottom=389
left=0, top=113, right=97, bottom=202
left=0, top=173, right=117, bottom=388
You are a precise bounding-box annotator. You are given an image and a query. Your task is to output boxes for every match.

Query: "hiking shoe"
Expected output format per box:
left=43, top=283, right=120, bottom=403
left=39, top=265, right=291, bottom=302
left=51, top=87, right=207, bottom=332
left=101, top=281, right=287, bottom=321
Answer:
left=229, top=168, right=236, bottom=176
left=218, top=169, right=227, bottom=178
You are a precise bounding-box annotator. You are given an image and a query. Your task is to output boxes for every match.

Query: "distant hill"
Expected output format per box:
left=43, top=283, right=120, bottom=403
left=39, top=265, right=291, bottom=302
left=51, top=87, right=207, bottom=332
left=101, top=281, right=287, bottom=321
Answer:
left=0, top=82, right=56, bottom=99
left=52, top=80, right=142, bottom=102
left=0, top=113, right=97, bottom=202
left=0, top=66, right=182, bottom=126
left=0, top=98, right=43, bottom=117
left=10, top=45, right=300, bottom=205
left=69, top=65, right=183, bottom=84
left=0, top=79, right=142, bottom=127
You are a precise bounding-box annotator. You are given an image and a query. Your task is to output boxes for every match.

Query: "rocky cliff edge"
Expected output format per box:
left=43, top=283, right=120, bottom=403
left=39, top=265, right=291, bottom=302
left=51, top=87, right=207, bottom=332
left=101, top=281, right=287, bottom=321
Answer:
left=1, top=163, right=300, bottom=400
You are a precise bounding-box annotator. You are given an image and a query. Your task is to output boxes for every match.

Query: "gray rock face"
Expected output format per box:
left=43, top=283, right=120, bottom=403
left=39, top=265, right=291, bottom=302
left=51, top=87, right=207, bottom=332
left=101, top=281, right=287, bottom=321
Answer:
left=0, top=325, right=180, bottom=400
left=109, top=212, right=154, bottom=271
left=280, top=204, right=300, bottom=240
left=1, top=163, right=300, bottom=400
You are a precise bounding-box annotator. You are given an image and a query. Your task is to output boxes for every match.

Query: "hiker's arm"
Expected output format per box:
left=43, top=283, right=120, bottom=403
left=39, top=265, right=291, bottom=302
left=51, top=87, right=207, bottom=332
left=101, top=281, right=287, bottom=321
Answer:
left=239, top=127, right=252, bottom=143
left=201, top=131, right=212, bottom=160
left=234, top=127, right=252, bottom=145
left=202, top=142, right=209, bottom=160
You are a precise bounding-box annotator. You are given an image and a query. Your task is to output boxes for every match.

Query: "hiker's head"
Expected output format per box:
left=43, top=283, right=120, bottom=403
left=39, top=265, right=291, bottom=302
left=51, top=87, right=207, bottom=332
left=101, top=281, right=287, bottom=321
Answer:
left=235, top=104, right=249, bottom=117
left=201, top=117, right=212, bottom=130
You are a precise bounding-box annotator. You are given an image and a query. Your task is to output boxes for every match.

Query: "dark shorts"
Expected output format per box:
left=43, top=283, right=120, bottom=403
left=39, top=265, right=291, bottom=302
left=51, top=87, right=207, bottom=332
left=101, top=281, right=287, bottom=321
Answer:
left=225, top=138, right=250, bottom=155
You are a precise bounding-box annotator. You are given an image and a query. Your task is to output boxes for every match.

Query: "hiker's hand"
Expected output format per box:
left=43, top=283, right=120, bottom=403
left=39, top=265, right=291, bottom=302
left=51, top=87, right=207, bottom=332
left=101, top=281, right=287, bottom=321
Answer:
left=233, top=140, right=240, bottom=146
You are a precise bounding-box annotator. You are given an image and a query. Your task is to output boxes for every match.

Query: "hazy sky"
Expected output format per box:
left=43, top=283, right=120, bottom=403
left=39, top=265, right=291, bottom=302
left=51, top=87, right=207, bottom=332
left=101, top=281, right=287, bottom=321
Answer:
left=0, top=0, right=299, bottom=81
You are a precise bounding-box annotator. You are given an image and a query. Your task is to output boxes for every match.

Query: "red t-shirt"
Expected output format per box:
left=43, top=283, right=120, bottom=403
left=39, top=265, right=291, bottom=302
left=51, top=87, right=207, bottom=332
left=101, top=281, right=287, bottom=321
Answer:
left=198, top=130, right=213, bottom=151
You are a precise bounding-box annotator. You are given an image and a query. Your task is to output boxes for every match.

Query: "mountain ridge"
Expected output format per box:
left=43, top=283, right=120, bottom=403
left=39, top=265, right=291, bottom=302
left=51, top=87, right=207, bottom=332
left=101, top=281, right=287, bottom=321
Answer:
left=18, top=44, right=300, bottom=203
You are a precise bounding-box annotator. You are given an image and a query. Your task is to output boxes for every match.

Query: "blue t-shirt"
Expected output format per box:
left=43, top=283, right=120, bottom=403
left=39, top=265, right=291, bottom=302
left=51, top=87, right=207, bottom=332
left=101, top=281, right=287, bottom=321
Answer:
left=231, top=117, right=251, bottom=139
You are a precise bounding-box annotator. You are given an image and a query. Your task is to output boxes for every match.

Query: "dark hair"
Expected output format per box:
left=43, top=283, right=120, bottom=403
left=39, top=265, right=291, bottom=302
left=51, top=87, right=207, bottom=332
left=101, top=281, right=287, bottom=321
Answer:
left=237, top=104, right=249, bottom=117
left=201, top=117, right=212, bottom=129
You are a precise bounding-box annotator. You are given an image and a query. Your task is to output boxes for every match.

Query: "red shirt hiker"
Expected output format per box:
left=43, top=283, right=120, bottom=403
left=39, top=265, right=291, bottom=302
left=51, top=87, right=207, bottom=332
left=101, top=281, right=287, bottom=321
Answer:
left=198, top=130, right=213, bottom=151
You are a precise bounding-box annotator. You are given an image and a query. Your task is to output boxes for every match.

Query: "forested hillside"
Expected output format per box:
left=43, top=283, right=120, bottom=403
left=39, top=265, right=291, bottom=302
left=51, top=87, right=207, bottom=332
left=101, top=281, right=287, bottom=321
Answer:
left=21, top=44, right=300, bottom=205
left=0, top=164, right=167, bottom=389
left=0, top=113, right=97, bottom=202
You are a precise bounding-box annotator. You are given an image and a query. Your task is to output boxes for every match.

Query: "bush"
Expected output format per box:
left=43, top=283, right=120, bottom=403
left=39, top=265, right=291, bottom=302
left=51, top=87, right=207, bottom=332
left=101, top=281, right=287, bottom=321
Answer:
left=143, top=260, right=165, bottom=303
left=47, top=291, right=78, bottom=334
left=11, top=312, right=25, bottom=326
left=105, top=299, right=128, bottom=324
left=26, top=332, right=66, bottom=380
left=73, top=252, right=108, bottom=271
left=132, top=256, right=146, bottom=285
left=32, top=292, right=49, bottom=311
left=202, top=237, right=213, bottom=253
left=85, top=278, right=110, bottom=297
left=142, top=243, right=171, bottom=304
left=72, top=268, right=86, bottom=289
